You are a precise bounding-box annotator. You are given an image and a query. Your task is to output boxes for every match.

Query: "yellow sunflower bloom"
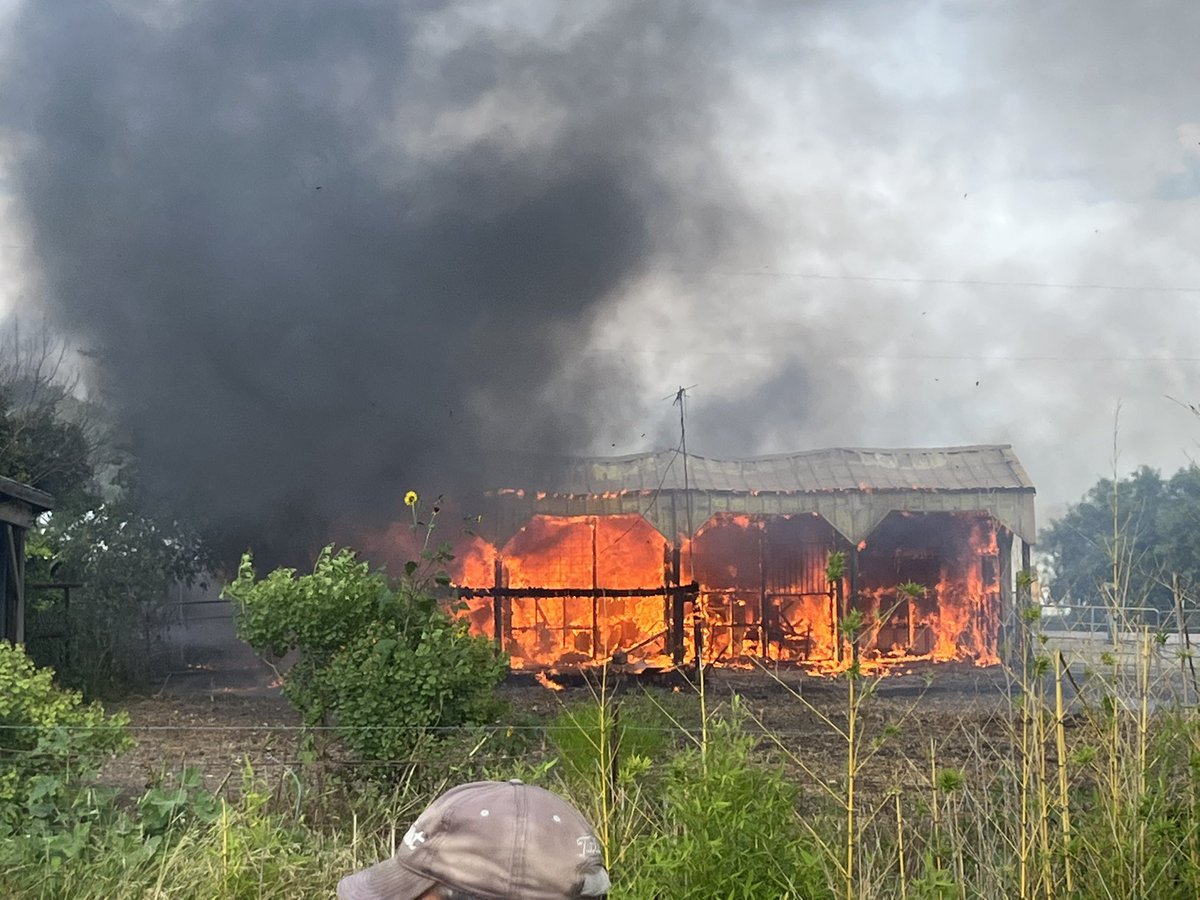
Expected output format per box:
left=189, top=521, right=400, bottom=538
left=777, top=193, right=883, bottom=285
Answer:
left=404, top=490, right=419, bottom=507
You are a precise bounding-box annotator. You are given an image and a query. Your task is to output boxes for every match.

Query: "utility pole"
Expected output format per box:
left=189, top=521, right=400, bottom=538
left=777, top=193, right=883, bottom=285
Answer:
left=673, top=386, right=693, bottom=539
left=673, top=384, right=708, bottom=753
left=673, top=386, right=703, bottom=672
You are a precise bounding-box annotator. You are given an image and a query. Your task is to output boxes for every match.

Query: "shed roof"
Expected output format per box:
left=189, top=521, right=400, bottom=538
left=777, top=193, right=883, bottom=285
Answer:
left=542, top=445, right=1034, bottom=496
left=486, top=445, right=1036, bottom=546
left=0, top=475, right=54, bottom=527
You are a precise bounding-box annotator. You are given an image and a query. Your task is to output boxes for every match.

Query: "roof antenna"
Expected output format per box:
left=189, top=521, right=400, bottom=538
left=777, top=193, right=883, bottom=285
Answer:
left=672, top=386, right=694, bottom=538
left=672, top=384, right=707, bottom=733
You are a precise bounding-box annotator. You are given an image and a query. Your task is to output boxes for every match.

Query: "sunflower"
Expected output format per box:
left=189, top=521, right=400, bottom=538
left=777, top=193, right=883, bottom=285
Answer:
left=404, top=490, right=419, bottom=507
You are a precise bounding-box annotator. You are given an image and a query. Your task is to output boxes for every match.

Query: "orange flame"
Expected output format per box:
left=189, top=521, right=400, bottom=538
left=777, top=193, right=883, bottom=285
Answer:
left=534, top=671, right=566, bottom=691
left=374, top=504, right=1004, bottom=674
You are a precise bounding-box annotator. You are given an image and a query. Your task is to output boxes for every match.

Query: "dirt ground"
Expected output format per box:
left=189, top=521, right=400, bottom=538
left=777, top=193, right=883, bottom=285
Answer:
left=99, top=692, right=304, bottom=796
left=99, top=662, right=1016, bottom=800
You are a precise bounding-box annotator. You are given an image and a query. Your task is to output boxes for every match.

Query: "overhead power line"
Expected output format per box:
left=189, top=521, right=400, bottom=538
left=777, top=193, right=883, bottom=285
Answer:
left=583, top=348, right=1200, bottom=364
left=666, top=268, right=1200, bottom=294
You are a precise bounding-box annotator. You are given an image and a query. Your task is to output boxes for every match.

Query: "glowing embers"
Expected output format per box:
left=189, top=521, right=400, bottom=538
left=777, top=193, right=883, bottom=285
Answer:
left=687, top=513, right=839, bottom=664
left=853, top=512, right=1000, bottom=666
left=685, top=511, right=1001, bottom=669
left=495, top=515, right=668, bottom=669
left=444, top=508, right=1004, bottom=672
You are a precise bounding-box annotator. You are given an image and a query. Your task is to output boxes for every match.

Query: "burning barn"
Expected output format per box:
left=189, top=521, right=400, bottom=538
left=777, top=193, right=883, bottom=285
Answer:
left=452, top=445, right=1036, bottom=672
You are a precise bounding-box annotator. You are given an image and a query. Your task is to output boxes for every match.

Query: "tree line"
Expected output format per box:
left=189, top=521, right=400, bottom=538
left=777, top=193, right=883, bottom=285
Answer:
left=1040, top=464, right=1200, bottom=611
left=1, top=325, right=209, bottom=695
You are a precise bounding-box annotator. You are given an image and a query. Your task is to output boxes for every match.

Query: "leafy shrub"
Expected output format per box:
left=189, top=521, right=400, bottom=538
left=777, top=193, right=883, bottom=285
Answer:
left=622, top=707, right=829, bottom=900
left=26, top=497, right=210, bottom=697
left=327, top=614, right=507, bottom=762
left=0, top=641, right=132, bottom=838
left=0, top=761, right=353, bottom=900
left=548, top=693, right=674, bottom=786
left=229, top=547, right=390, bottom=724
left=227, top=546, right=508, bottom=762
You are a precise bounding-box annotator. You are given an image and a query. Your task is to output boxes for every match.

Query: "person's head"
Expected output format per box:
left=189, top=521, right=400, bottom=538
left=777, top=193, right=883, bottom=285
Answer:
left=337, top=780, right=610, bottom=900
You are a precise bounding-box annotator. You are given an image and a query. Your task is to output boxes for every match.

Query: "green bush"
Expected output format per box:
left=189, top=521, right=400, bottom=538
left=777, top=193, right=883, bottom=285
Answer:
left=326, top=614, right=508, bottom=762
left=0, top=761, right=364, bottom=900
left=227, top=546, right=508, bottom=762
left=24, top=496, right=210, bottom=698
left=548, top=693, right=674, bottom=787
left=621, top=708, right=829, bottom=900
left=0, top=641, right=132, bottom=839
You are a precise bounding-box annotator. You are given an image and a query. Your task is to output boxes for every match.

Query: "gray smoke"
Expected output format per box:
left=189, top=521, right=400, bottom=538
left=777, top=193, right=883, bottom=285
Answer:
left=0, top=0, right=749, bottom=561
left=619, top=1, right=1200, bottom=523
left=9, top=0, right=1200, bottom=557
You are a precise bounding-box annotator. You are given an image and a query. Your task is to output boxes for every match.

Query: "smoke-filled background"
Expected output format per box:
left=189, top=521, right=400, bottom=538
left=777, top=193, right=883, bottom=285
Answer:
left=2, top=0, right=1200, bottom=559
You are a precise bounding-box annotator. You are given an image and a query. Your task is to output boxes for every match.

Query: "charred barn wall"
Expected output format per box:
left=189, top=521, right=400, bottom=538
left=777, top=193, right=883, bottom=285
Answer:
left=455, top=445, right=1036, bottom=670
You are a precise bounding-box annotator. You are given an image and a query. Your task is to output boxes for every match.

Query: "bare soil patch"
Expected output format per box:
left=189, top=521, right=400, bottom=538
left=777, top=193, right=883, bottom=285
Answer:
left=99, top=663, right=1017, bottom=798
left=99, top=692, right=302, bottom=796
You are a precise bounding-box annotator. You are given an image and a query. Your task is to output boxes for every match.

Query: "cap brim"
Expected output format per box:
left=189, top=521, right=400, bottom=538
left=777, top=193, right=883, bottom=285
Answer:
left=337, top=854, right=440, bottom=900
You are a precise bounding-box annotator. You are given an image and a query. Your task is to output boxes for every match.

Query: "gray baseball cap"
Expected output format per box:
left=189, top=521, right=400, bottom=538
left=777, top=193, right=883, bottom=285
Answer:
left=337, top=780, right=611, bottom=900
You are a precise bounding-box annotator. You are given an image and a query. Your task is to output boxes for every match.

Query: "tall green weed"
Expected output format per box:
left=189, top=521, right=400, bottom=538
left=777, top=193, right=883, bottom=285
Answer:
left=0, top=641, right=131, bottom=841
left=621, top=706, right=829, bottom=899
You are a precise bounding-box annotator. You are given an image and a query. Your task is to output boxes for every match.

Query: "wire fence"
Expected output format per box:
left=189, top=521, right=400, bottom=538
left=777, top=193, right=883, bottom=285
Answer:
left=1039, top=603, right=1200, bottom=640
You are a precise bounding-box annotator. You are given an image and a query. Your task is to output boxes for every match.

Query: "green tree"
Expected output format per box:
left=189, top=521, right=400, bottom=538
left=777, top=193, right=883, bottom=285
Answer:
left=1155, top=466, right=1200, bottom=597
left=0, top=641, right=132, bottom=839
left=36, top=486, right=210, bottom=693
left=1041, top=465, right=1200, bottom=611
left=2, top=324, right=209, bottom=694
left=0, top=361, right=96, bottom=514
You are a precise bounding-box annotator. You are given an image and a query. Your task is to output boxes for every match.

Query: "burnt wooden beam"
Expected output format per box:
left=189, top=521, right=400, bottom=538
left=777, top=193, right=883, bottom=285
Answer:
left=670, top=546, right=685, bottom=666
left=492, top=558, right=505, bottom=650
left=758, top=522, right=771, bottom=661
left=457, top=583, right=699, bottom=600
left=848, top=544, right=860, bottom=666
left=1018, top=538, right=1034, bottom=670
left=591, top=519, right=600, bottom=659
left=997, top=527, right=1014, bottom=664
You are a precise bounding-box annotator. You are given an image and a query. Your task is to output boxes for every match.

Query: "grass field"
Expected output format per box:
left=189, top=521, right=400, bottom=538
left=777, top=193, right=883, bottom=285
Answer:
left=5, top=650, right=1200, bottom=899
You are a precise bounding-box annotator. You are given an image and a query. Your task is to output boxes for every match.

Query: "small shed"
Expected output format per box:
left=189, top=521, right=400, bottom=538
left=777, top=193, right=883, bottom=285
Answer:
left=466, top=444, right=1037, bottom=669
left=0, top=475, right=54, bottom=644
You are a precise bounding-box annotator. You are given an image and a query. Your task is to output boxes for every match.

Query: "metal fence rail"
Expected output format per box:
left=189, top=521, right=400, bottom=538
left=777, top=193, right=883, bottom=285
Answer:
left=1039, top=603, right=1200, bottom=642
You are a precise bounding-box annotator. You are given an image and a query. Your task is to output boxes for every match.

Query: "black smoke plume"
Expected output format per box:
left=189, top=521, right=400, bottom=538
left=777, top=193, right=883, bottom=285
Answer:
left=1, top=1, right=749, bottom=563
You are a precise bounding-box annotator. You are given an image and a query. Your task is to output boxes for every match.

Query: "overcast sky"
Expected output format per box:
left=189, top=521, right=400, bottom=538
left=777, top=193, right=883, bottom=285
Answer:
left=2, top=0, right=1198, bottom=539
left=598, top=1, right=1200, bottom=525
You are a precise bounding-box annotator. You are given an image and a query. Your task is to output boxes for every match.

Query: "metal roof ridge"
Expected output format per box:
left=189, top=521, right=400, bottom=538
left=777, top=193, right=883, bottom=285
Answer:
left=569, top=444, right=1016, bottom=465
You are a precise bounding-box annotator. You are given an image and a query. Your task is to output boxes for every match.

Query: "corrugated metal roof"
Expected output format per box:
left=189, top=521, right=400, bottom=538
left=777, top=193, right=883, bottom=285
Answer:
left=540, top=445, right=1035, bottom=496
